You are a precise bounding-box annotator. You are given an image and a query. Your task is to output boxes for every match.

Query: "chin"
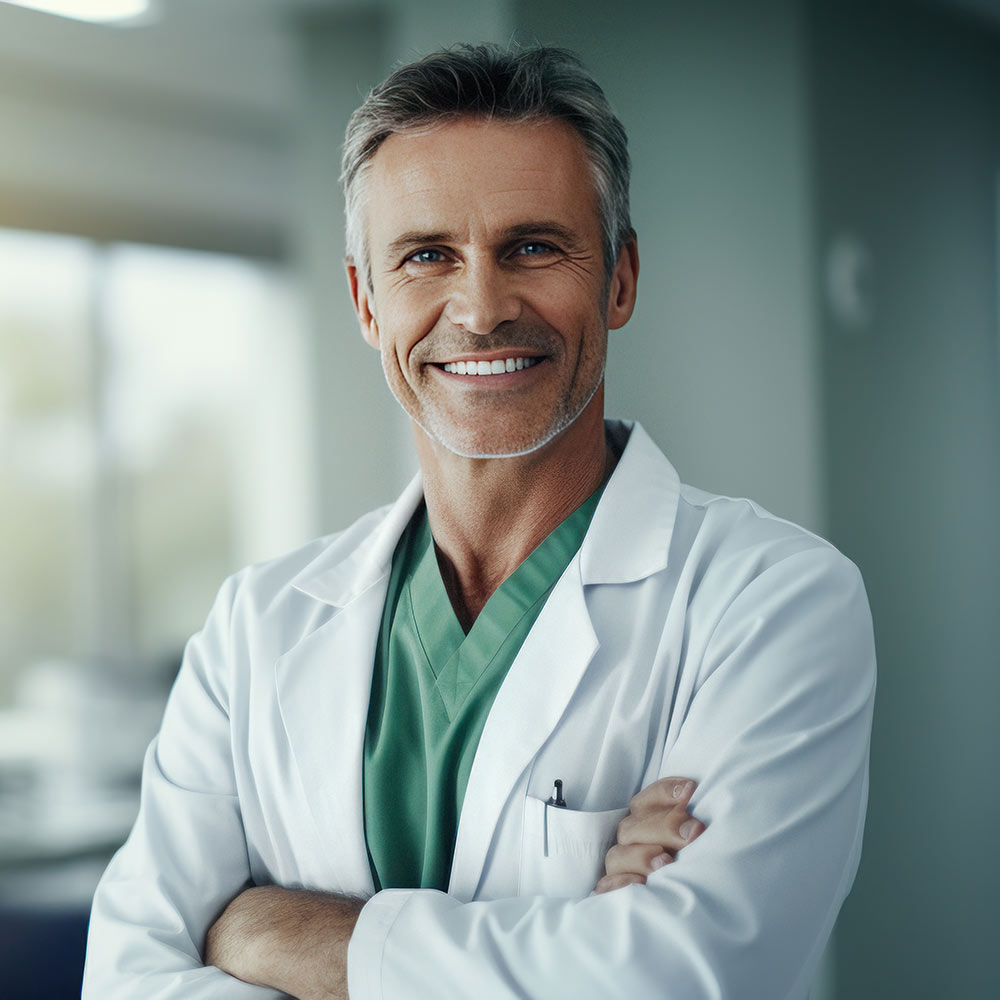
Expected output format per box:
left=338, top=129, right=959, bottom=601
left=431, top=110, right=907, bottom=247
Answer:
left=430, top=432, right=557, bottom=460
left=416, top=402, right=594, bottom=460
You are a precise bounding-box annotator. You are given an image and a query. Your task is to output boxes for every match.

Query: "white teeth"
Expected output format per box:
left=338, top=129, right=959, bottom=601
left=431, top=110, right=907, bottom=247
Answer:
left=442, top=357, right=539, bottom=375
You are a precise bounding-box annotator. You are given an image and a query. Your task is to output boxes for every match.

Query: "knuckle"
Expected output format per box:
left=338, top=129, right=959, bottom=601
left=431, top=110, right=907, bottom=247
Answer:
left=602, top=874, right=644, bottom=893
left=662, top=776, right=695, bottom=802
left=603, top=844, right=624, bottom=873
left=639, top=842, right=667, bottom=864
left=629, top=777, right=698, bottom=817
left=616, top=814, right=633, bottom=841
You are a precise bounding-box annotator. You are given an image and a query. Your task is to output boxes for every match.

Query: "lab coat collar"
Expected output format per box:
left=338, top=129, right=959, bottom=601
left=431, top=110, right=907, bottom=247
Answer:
left=289, top=472, right=424, bottom=607
left=290, top=419, right=679, bottom=607
left=579, top=419, right=680, bottom=586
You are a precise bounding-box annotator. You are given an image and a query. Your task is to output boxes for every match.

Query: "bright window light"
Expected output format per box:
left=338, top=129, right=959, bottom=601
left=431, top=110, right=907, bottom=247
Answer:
left=0, top=0, right=155, bottom=25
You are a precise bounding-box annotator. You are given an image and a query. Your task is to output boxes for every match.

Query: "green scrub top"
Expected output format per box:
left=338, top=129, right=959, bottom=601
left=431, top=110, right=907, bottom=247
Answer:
left=363, top=485, right=605, bottom=891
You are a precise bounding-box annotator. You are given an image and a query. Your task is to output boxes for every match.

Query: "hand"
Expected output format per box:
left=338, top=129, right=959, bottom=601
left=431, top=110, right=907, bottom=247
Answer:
left=205, top=885, right=366, bottom=1000
left=594, top=776, right=705, bottom=894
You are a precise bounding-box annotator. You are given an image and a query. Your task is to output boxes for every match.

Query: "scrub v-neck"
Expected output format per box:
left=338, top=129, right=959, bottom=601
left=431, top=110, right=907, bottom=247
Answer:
left=363, top=483, right=605, bottom=892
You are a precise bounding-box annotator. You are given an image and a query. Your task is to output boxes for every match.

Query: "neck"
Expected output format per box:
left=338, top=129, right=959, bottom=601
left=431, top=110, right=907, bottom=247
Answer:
left=415, top=399, right=611, bottom=631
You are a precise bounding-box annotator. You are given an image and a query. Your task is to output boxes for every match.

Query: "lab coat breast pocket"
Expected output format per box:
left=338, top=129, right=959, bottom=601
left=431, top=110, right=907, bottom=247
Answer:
left=518, top=795, right=629, bottom=898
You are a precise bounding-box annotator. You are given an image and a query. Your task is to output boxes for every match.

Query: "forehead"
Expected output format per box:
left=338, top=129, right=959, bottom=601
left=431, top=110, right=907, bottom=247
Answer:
left=364, top=117, right=601, bottom=247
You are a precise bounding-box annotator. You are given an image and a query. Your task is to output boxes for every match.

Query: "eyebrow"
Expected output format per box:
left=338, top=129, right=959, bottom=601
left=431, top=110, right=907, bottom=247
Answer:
left=382, top=220, right=587, bottom=262
left=383, top=231, right=452, bottom=262
left=502, top=221, right=587, bottom=252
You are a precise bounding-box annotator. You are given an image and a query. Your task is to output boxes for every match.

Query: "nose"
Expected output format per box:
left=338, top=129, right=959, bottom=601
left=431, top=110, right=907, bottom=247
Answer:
left=443, top=260, right=522, bottom=335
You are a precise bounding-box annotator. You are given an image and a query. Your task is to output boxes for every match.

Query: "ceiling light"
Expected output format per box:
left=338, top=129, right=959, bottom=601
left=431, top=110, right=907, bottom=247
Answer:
left=0, top=0, right=157, bottom=25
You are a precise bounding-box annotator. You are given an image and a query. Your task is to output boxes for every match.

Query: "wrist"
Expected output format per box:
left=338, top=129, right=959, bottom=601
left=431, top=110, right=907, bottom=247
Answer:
left=206, top=886, right=366, bottom=1000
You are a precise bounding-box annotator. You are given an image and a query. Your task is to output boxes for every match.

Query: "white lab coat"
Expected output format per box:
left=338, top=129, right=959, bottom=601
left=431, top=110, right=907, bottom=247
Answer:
left=83, top=420, right=875, bottom=1000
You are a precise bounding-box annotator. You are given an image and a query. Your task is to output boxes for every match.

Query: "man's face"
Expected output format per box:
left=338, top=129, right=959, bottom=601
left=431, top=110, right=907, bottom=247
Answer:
left=349, top=117, right=636, bottom=459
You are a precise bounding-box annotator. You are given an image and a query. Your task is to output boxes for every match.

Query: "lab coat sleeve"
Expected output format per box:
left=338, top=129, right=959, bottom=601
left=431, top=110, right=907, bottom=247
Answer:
left=82, top=572, right=286, bottom=1000
left=346, top=546, right=876, bottom=1000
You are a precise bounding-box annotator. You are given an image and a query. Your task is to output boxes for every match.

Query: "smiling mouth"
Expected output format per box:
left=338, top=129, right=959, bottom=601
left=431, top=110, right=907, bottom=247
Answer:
left=438, top=356, right=542, bottom=376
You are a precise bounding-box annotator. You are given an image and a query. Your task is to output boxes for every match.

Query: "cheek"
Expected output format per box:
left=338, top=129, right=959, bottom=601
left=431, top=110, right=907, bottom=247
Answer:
left=526, top=272, right=603, bottom=326
left=379, top=289, right=444, bottom=358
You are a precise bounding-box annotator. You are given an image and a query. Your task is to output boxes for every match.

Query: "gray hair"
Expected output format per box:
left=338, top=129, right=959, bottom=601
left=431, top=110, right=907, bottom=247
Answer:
left=341, top=44, right=632, bottom=289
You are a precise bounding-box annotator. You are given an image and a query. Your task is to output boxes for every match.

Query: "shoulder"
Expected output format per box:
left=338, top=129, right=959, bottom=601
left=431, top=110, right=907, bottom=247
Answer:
left=678, top=483, right=843, bottom=565
left=673, top=483, right=865, bottom=621
left=607, top=420, right=859, bottom=587
left=668, top=485, right=873, bottom=686
left=588, top=424, right=866, bottom=626
left=216, top=499, right=403, bottom=627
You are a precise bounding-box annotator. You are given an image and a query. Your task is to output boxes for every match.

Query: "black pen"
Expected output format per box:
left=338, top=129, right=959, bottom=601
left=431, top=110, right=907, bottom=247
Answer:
left=547, top=779, right=567, bottom=808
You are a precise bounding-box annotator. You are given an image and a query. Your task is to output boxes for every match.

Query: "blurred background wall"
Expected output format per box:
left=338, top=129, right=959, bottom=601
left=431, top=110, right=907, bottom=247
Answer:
left=0, top=0, right=996, bottom=996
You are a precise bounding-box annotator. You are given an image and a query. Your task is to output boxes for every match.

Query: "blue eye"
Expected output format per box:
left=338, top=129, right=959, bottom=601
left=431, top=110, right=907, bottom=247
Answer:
left=408, top=249, right=444, bottom=264
left=519, top=242, right=553, bottom=256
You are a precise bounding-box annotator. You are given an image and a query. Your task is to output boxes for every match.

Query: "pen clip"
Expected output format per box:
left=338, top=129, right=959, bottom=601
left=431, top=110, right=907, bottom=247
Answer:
left=543, top=779, right=566, bottom=858
left=546, top=778, right=566, bottom=808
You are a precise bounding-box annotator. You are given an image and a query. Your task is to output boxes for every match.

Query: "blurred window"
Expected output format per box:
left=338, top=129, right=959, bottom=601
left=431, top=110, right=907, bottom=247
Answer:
left=0, top=227, right=313, bottom=862
left=0, top=229, right=94, bottom=705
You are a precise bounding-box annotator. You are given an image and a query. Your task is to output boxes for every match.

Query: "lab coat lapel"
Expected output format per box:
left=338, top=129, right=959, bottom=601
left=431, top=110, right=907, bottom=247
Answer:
left=274, top=585, right=386, bottom=893
left=447, top=420, right=680, bottom=901
left=275, top=473, right=423, bottom=893
left=448, top=571, right=598, bottom=901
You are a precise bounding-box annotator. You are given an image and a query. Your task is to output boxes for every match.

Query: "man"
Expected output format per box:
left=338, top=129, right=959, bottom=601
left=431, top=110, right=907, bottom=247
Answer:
left=83, top=45, right=875, bottom=999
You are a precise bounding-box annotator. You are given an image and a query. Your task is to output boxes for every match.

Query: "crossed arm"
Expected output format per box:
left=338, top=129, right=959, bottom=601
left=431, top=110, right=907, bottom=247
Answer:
left=84, top=546, right=874, bottom=998
left=205, top=777, right=705, bottom=999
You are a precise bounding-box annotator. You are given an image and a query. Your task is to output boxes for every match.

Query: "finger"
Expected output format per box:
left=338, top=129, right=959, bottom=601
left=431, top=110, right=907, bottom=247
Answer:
left=593, top=872, right=646, bottom=895
left=617, top=809, right=705, bottom=851
left=605, top=842, right=675, bottom=878
left=628, top=777, right=696, bottom=817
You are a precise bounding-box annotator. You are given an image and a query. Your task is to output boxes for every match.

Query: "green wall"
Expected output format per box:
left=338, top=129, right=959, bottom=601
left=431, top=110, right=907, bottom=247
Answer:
left=810, top=1, right=1000, bottom=995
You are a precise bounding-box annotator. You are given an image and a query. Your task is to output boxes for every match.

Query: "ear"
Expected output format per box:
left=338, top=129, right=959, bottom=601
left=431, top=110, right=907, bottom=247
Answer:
left=605, top=234, right=640, bottom=331
left=347, top=261, right=380, bottom=349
